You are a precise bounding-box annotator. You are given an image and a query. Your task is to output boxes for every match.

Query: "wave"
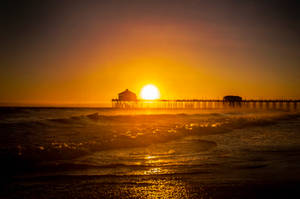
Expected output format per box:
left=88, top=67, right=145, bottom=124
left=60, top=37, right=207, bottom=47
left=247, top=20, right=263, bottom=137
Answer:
left=1, top=110, right=299, bottom=176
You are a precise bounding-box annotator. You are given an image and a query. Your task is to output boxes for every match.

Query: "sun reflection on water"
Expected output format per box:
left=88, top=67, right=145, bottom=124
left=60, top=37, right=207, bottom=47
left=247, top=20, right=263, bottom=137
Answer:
left=143, top=167, right=162, bottom=175
left=126, top=178, right=190, bottom=199
left=145, top=155, right=156, bottom=160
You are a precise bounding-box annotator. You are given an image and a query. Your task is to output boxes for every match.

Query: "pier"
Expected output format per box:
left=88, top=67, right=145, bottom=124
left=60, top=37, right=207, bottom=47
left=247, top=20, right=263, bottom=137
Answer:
left=112, top=90, right=300, bottom=109
left=112, top=99, right=300, bottom=109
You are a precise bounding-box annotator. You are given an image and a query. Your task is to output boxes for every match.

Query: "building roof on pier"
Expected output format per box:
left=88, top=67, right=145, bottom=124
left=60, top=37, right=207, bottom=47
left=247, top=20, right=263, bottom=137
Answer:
left=118, top=89, right=137, bottom=101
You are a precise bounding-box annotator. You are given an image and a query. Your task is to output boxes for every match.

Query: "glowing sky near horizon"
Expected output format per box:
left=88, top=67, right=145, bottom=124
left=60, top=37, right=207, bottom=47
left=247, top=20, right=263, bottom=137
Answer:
left=0, top=0, right=299, bottom=105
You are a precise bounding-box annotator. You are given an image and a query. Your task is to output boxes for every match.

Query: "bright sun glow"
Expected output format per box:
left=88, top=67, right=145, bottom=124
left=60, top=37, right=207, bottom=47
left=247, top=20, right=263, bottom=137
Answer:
left=141, top=84, right=160, bottom=100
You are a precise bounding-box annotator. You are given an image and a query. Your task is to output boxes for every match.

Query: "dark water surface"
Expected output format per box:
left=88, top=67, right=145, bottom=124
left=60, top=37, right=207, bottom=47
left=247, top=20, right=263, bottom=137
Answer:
left=1, top=107, right=300, bottom=198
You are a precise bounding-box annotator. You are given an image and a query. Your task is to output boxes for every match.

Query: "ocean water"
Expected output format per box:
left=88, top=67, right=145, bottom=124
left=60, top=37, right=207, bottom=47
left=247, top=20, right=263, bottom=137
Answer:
left=1, top=107, right=300, bottom=198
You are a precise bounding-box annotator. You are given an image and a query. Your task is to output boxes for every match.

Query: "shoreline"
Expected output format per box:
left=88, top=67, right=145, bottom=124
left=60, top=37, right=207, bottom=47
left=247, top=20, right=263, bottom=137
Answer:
left=2, top=173, right=300, bottom=199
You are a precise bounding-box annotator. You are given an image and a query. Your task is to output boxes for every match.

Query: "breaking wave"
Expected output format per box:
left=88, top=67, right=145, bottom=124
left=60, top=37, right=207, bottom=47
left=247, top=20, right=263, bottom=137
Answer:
left=0, top=109, right=299, bottom=176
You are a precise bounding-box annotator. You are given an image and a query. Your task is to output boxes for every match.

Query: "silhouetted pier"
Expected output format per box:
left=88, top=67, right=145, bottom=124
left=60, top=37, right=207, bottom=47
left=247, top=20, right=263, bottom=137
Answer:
left=112, top=90, right=299, bottom=109
left=112, top=99, right=300, bottom=109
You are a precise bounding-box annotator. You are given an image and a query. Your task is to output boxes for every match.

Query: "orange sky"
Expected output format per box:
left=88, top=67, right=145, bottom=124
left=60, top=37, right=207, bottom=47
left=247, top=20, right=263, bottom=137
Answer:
left=1, top=1, right=299, bottom=106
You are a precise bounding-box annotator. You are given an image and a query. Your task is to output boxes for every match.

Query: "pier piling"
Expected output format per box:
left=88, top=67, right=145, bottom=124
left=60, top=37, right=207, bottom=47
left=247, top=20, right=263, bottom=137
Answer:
left=111, top=99, right=300, bottom=110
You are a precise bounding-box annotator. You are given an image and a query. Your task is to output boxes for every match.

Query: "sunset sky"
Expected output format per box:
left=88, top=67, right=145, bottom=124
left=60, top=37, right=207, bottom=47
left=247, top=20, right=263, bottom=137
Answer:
left=1, top=0, right=299, bottom=106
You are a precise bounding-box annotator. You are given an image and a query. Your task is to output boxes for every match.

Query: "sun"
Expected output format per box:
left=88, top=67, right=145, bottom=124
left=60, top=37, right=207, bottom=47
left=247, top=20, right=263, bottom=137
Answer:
left=141, top=84, right=160, bottom=100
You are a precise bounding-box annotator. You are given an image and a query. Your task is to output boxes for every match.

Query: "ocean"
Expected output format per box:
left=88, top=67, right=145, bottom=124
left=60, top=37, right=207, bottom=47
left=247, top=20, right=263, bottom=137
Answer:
left=1, top=107, right=300, bottom=198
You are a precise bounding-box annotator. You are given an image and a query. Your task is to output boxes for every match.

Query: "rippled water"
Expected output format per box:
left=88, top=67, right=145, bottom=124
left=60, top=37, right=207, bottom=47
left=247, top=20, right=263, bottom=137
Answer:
left=1, top=108, right=300, bottom=198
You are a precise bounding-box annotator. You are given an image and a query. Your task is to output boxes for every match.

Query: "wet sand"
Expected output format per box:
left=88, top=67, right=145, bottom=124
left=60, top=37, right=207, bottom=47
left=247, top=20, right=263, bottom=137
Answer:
left=2, top=174, right=300, bottom=199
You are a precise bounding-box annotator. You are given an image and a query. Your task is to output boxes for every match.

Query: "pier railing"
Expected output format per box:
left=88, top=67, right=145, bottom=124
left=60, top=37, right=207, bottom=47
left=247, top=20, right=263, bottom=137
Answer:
left=112, top=99, right=300, bottom=109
